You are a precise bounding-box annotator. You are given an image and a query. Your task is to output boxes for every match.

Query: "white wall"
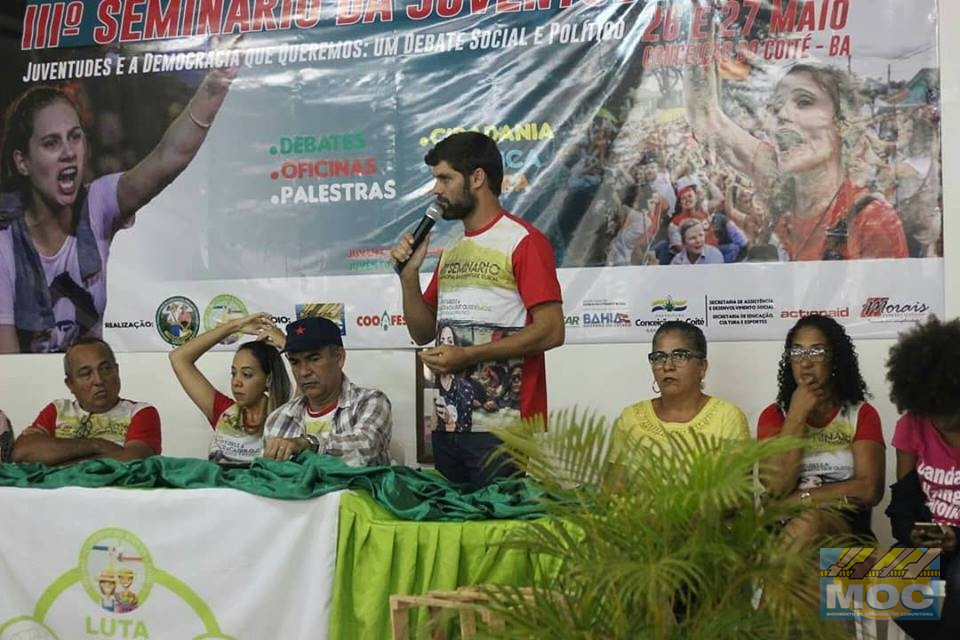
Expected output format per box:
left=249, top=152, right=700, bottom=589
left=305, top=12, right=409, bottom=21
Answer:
left=2, top=2, right=959, bottom=544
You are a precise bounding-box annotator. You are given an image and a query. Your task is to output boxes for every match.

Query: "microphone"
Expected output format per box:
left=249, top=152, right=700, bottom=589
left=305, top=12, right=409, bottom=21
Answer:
left=395, top=202, right=442, bottom=274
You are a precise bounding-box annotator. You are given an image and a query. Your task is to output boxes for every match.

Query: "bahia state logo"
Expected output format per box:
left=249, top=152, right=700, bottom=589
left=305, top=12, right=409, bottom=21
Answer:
left=0, top=528, right=233, bottom=640
left=651, top=296, right=688, bottom=313
left=154, top=296, right=200, bottom=346
left=203, top=294, right=250, bottom=345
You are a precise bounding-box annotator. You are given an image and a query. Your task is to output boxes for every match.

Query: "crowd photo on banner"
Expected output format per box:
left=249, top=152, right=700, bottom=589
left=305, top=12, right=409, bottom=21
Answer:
left=0, top=0, right=945, bottom=353
left=0, top=1, right=957, bottom=638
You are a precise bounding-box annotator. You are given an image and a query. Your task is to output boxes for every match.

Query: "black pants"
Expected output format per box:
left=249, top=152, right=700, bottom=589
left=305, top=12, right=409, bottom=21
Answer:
left=432, top=431, right=518, bottom=490
left=894, top=552, right=959, bottom=639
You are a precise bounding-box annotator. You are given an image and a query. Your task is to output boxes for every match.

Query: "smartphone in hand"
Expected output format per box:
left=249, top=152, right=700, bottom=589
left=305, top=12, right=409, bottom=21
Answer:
left=913, top=522, right=945, bottom=538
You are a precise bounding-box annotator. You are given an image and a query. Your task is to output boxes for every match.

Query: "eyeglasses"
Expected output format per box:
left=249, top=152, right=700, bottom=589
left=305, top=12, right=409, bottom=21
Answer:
left=786, top=345, right=830, bottom=363
left=648, top=349, right=704, bottom=368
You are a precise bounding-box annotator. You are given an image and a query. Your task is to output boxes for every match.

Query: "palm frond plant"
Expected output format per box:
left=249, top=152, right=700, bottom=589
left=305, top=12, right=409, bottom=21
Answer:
left=472, top=409, right=857, bottom=640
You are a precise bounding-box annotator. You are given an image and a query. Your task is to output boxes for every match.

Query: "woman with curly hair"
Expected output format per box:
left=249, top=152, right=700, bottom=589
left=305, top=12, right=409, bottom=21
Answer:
left=886, top=316, right=960, bottom=639
left=757, top=314, right=885, bottom=542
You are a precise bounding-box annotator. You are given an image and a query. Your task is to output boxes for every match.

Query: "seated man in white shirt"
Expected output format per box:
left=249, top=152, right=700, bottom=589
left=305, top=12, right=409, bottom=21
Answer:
left=12, top=337, right=161, bottom=464
left=262, top=317, right=392, bottom=467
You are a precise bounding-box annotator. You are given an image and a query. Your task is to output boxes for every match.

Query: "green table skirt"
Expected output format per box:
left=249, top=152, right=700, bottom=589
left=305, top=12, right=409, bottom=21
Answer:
left=330, top=490, right=558, bottom=640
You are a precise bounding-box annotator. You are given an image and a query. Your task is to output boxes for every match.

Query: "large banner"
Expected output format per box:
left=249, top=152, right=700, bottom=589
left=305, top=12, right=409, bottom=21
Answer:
left=0, top=487, right=342, bottom=639
left=0, top=0, right=943, bottom=352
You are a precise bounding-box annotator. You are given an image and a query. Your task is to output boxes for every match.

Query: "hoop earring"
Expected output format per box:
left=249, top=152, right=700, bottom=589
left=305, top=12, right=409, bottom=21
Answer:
left=700, top=379, right=705, bottom=390
left=652, top=380, right=660, bottom=394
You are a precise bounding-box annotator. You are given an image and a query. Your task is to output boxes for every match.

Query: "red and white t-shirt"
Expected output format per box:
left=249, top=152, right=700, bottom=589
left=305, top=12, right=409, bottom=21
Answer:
left=424, top=211, right=562, bottom=432
left=757, top=401, right=883, bottom=488
left=207, top=391, right=264, bottom=463
left=892, top=414, right=960, bottom=527
left=31, top=397, right=161, bottom=454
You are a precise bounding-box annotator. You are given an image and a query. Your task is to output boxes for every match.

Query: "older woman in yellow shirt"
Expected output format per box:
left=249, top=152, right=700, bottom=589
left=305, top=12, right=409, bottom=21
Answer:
left=609, top=321, right=748, bottom=459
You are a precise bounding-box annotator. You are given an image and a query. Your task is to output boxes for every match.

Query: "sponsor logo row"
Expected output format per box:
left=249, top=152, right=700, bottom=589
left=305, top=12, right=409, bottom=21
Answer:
left=102, top=293, right=935, bottom=345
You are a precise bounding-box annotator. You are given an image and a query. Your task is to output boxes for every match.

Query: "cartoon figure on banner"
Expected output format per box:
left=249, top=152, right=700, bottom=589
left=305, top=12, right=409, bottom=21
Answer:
left=0, top=38, right=240, bottom=353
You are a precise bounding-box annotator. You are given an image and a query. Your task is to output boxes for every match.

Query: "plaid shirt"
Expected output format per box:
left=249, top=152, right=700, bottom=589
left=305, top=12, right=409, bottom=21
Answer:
left=264, top=375, right=392, bottom=467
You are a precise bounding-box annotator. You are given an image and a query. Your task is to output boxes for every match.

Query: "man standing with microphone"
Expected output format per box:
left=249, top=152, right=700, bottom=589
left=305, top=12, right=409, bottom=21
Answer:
left=391, top=132, right=564, bottom=488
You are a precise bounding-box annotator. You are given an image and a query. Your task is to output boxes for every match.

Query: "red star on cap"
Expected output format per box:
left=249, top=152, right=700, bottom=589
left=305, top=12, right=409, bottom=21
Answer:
left=295, top=326, right=306, bottom=335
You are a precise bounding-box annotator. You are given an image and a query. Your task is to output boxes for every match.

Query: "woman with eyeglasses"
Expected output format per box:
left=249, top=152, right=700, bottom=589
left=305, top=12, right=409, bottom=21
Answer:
left=758, top=314, right=885, bottom=541
left=609, top=321, right=748, bottom=458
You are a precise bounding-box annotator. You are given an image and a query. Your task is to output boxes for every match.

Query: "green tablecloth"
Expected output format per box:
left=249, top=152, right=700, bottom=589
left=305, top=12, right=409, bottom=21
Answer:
left=0, top=453, right=548, bottom=521
left=330, top=490, right=557, bottom=640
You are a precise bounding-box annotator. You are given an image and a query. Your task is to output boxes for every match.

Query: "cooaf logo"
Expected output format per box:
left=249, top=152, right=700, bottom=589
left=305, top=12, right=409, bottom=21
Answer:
left=356, top=311, right=406, bottom=331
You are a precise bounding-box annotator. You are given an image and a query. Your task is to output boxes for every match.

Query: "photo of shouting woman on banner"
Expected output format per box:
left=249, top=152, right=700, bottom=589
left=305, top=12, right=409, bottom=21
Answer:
left=685, top=23, right=909, bottom=262
left=0, top=44, right=238, bottom=353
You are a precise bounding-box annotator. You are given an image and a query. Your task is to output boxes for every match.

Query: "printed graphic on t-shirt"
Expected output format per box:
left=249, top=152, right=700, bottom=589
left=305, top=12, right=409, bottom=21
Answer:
left=304, top=414, right=334, bottom=436
left=798, top=418, right=857, bottom=487
left=437, top=240, right=515, bottom=291
left=433, top=323, right=522, bottom=433
left=54, top=412, right=130, bottom=446
left=916, top=460, right=960, bottom=526
left=209, top=407, right=263, bottom=463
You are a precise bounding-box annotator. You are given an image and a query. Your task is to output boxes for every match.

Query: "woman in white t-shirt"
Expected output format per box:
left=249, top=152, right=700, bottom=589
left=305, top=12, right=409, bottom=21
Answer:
left=0, top=56, right=236, bottom=353
left=170, top=313, right=291, bottom=464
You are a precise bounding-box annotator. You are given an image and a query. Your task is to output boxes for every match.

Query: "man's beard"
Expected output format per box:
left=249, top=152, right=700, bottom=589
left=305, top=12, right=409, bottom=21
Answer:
left=440, top=185, right=477, bottom=220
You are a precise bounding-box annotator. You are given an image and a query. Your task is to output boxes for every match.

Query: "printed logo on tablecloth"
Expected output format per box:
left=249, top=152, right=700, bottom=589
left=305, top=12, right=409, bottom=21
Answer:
left=80, top=528, right=153, bottom=614
left=0, top=528, right=234, bottom=640
left=154, top=296, right=200, bottom=346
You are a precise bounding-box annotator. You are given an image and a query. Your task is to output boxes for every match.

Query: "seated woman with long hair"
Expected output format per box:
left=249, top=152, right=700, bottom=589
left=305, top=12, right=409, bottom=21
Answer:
left=886, top=316, right=960, bottom=639
left=758, top=314, right=884, bottom=543
left=609, top=321, right=748, bottom=459
left=169, top=313, right=291, bottom=464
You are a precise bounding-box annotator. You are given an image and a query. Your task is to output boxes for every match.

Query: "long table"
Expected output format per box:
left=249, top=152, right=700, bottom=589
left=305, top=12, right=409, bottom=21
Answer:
left=0, top=456, right=550, bottom=640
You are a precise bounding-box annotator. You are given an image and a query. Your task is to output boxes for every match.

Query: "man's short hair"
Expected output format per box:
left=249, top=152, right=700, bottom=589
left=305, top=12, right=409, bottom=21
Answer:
left=424, top=132, right=504, bottom=196
left=63, top=338, right=117, bottom=377
left=679, top=218, right=702, bottom=242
